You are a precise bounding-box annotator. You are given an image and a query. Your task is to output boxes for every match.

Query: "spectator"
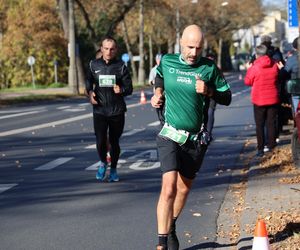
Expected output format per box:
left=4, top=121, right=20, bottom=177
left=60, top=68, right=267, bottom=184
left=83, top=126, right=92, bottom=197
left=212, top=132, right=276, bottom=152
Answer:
left=149, top=54, right=162, bottom=85
left=260, top=35, right=284, bottom=63
left=245, top=44, right=280, bottom=157
left=278, top=37, right=299, bottom=113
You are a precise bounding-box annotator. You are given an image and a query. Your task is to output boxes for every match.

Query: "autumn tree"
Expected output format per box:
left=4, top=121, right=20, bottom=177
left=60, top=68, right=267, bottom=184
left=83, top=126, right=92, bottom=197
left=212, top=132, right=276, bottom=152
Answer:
left=0, top=0, right=265, bottom=89
left=117, top=0, right=174, bottom=83
left=0, top=0, right=67, bottom=88
left=68, top=0, right=138, bottom=84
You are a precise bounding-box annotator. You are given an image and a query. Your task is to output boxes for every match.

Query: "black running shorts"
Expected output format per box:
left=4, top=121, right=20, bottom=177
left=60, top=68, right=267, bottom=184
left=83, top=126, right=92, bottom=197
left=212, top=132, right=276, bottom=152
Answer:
left=156, top=135, right=207, bottom=179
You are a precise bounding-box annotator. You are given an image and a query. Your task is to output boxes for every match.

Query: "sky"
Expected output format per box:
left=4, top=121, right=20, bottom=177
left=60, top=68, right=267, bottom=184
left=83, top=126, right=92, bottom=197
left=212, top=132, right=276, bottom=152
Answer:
left=263, top=0, right=286, bottom=8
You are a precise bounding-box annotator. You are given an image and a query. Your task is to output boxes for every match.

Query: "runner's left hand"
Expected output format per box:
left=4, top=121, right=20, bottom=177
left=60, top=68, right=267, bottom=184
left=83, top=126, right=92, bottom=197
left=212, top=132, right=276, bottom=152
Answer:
left=113, top=84, right=122, bottom=94
left=195, top=75, right=207, bottom=95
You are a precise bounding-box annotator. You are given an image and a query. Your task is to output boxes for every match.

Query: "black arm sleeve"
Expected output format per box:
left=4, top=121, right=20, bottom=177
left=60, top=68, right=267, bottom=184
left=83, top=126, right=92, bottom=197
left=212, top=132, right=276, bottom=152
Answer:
left=154, top=74, right=164, bottom=89
left=212, top=89, right=231, bottom=106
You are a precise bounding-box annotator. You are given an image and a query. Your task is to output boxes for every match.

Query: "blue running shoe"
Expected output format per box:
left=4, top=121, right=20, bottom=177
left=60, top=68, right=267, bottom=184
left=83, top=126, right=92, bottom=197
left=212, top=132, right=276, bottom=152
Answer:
left=96, top=162, right=107, bottom=181
left=108, top=168, right=119, bottom=182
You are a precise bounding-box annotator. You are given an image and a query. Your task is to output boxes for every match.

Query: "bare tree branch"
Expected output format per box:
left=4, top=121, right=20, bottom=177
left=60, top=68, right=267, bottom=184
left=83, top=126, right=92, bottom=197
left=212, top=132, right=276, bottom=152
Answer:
left=106, top=0, right=138, bottom=36
left=74, top=0, right=96, bottom=41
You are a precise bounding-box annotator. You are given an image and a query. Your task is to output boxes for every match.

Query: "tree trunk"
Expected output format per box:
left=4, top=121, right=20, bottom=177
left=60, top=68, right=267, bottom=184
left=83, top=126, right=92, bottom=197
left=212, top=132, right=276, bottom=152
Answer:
left=57, top=0, right=85, bottom=93
left=217, top=38, right=223, bottom=69
left=121, top=21, right=137, bottom=83
left=168, top=38, right=174, bottom=53
left=222, top=40, right=232, bottom=71
left=76, top=51, right=86, bottom=93
left=57, top=0, right=69, bottom=39
left=149, top=35, right=153, bottom=73
left=0, top=32, right=2, bottom=51
left=68, top=0, right=78, bottom=94
left=138, top=0, right=145, bottom=85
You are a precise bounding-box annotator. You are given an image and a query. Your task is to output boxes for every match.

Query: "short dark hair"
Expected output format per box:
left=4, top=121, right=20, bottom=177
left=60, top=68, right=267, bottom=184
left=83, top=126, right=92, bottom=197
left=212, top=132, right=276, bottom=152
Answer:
left=255, top=44, right=267, bottom=56
left=292, top=37, right=298, bottom=50
left=261, top=35, right=272, bottom=43
left=100, top=35, right=117, bottom=47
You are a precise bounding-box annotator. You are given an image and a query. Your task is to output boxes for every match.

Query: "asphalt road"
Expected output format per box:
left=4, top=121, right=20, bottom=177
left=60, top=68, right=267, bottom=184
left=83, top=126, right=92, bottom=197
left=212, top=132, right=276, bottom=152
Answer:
left=0, top=72, right=255, bottom=250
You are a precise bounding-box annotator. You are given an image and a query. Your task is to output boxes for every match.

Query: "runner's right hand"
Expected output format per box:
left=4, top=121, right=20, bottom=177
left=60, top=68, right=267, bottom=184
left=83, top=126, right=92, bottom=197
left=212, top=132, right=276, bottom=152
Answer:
left=151, top=94, right=163, bottom=108
left=89, top=91, right=98, bottom=105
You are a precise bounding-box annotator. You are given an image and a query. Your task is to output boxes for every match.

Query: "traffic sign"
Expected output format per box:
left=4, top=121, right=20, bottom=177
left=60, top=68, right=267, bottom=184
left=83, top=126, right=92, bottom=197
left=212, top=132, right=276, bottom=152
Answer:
left=121, top=53, right=130, bottom=63
left=27, top=56, right=36, bottom=66
left=288, top=0, right=298, bottom=27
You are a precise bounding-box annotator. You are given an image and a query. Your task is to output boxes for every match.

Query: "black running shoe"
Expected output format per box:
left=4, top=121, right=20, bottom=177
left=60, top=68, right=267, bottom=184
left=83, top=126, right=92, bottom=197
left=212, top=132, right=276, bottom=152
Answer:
left=168, top=230, right=179, bottom=250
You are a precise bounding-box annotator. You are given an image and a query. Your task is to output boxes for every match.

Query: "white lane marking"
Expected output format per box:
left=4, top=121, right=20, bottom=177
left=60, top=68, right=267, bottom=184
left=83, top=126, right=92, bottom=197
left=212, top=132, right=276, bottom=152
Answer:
left=0, top=184, right=18, bottom=194
left=0, top=110, right=45, bottom=120
left=127, top=101, right=150, bottom=108
left=78, top=103, right=89, bottom=107
left=85, top=159, right=126, bottom=170
left=232, top=88, right=249, bottom=97
left=127, top=149, right=160, bottom=170
left=128, top=149, right=157, bottom=160
left=85, top=150, right=135, bottom=170
left=0, top=107, right=46, bottom=114
left=129, top=160, right=160, bottom=170
left=148, top=121, right=160, bottom=127
left=85, top=159, right=160, bottom=171
left=85, top=161, right=100, bottom=170
left=63, top=108, right=86, bottom=112
left=0, top=113, right=92, bottom=137
left=57, top=106, right=71, bottom=110
left=0, top=100, right=151, bottom=137
left=122, top=128, right=146, bottom=136
left=35, top=157, right=74, bottom=170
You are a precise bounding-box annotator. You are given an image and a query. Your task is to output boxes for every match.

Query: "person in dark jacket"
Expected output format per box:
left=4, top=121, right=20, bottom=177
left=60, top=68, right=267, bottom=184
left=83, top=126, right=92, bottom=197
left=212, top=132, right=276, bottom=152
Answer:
left=86, top=36, right=133, bottom=182
left=245, top=44, right=280, bottom=157
left=278, top=37, right=299, bottom=113
left=260, top=35, right=284, bottom=63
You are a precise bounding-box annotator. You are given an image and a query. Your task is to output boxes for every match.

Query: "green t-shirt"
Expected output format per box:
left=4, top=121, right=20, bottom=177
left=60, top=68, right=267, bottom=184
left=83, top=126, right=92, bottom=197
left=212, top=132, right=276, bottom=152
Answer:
left=156, top=53, right=230, bottom=133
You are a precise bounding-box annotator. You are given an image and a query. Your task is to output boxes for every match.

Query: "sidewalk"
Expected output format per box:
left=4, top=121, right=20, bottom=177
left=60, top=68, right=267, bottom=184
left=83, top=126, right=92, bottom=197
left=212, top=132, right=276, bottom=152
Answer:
left=0, top=87, right=80, bottom=107
left=217, top=125, right=300, bottom=249
left=0, top=87, right=74, bottom=100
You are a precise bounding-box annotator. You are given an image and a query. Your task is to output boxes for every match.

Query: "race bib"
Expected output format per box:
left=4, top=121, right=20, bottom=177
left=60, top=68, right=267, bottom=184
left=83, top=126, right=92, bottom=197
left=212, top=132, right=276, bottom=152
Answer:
left=159, top=124, right=189, bottom=145
left=98, top=75, right=116, bottom=87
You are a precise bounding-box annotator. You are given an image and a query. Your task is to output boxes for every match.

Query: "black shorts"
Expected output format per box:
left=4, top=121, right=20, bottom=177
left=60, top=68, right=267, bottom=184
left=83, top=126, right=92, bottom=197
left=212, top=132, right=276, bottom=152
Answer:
left=156, top=135, right=207, bottom=179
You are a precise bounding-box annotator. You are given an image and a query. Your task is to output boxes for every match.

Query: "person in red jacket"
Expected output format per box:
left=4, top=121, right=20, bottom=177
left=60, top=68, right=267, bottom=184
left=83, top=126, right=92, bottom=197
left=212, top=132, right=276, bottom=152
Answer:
left=245, top=44, right=280, bottom=157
